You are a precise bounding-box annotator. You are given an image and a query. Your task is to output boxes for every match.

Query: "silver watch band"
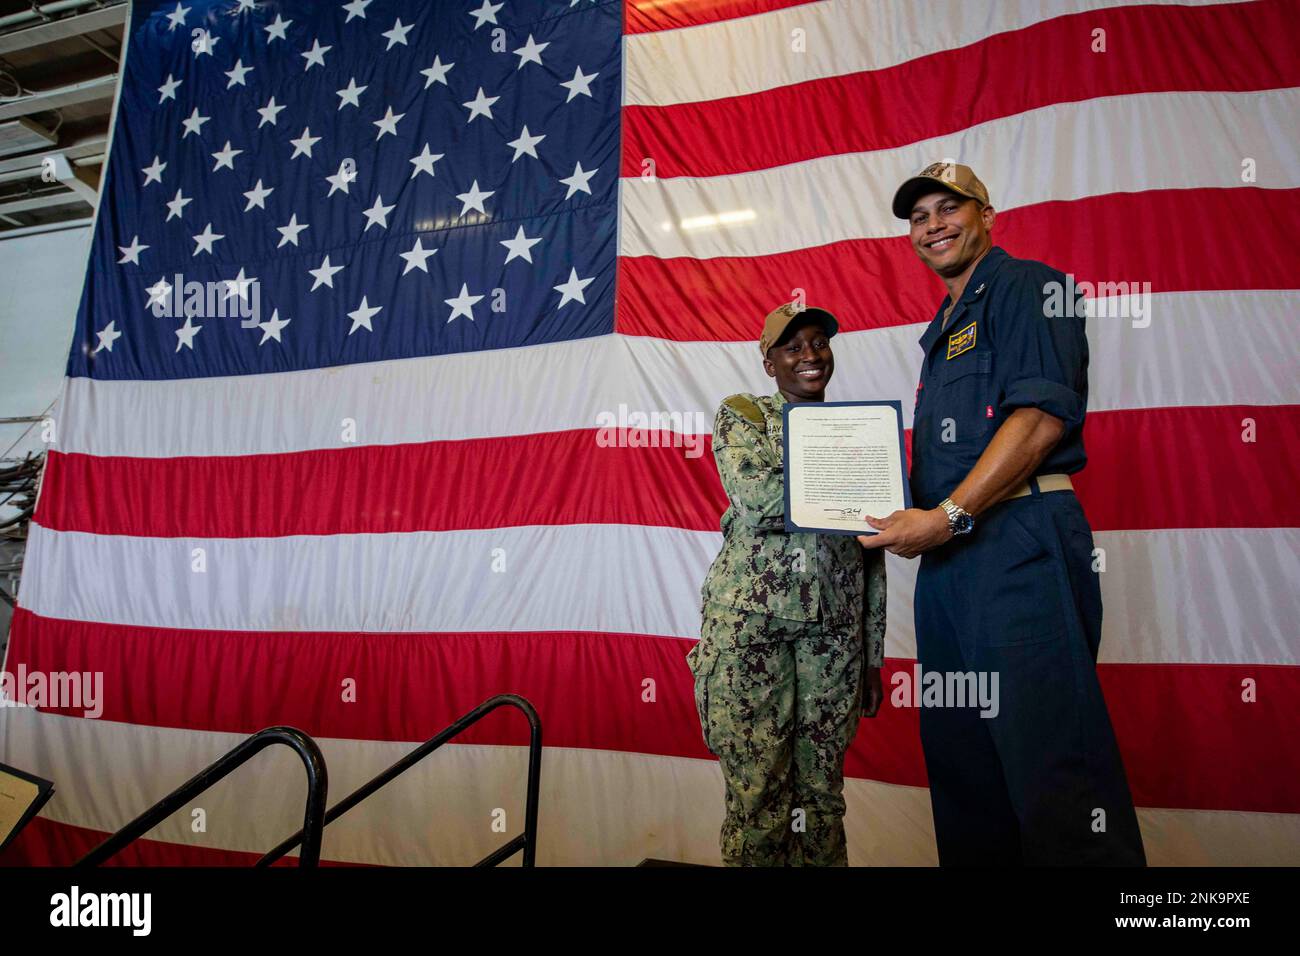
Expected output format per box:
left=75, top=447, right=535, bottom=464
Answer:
left=939, top=497, right=972, bottom=533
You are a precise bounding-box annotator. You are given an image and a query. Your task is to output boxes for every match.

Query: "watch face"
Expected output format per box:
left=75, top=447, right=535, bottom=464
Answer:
left=953, top=512, right=974, bottom=535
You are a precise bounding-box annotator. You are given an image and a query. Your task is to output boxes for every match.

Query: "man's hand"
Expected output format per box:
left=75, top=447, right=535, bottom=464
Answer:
left=861, top=665, right=883, bottom=718
left=857, top=507, right=952, bottom=559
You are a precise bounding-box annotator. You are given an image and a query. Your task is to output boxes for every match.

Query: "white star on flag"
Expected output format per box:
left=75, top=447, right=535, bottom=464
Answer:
left=257, top=308, right=291, bottom=345
left=165, top=188, right=191, bottom=220
left=500, top=226, right=542, bottom=264
left=456, top=180, right=493, bottom=217
left=514, top=35, right=549, bottom=69
left=192, top=30, right=218, bottom=57
left=382, top=18, right=413, bottom=49
left=409, top=144, right=444, bottom=178
left=146, top=277, right=172, bottom=310
left=192, top=223, right=224, bottom=256
left=444, top=283, right=484, bottom=322
left=559, top=162, right=598, bottom=199
left=142, top=156, right=165, bottom=186
left=373, top=106, right=405, bottom=139
left=257, top=97, right=286, bottom=127
left=553, top=267, right=595, bottom=308
left=181, top=107, right=209, bottom=138
left=277, top=213, right=309, bottom=247
left=309, top=256, right=345, bottom=291
left=265, top=14, right=291, bottom=42
left=175, top=317, right=202, bottom=351
left=560, top=65, right=598, bottom=102
left=420, top=56, right=454, bottom=87
left=243, top=179, right=274, bottom=211
left=302, top=39, right=332, bottom=70
left=211, top=141, right=243, bottom=171
left=507, top=126, right=546, bottom=161
left=337, top=78, right=367, bottom=109
left=223, top=268, right=256, bottom=303
left=468, top=0, right=503, bottom=30
left=94, top=321, right=122, bottom=353
left=348, top=296, right=382, bottom=334
left=363, top=195, right=395, bottom=231
left=290, top=128, right=321, bottom=159
left=164, top=3, right=189, bottom=31
left=158, top=74, right=181, bottom=103
left=327, top=161, right=357, bottom=196
left=342, top=0, right=372, bottom=23
left=462, top=87, right=499, bottom=123
left=399, top=237, right=438, bottom=274
left=117, top=235, right=148, bottom=265
left=225, top=60, right=252, bottom=87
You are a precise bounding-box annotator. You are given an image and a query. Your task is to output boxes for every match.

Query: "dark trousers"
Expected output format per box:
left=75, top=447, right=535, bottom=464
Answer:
left=914, top=486, right=1146, bottom=865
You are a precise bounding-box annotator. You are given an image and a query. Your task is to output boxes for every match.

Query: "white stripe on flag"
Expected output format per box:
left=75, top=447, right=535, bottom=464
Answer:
left=4, top=708, right=1297, bottom=866
left=54, top=291, right=1300, bottom=457
left=20, top=524, right=1300, bottom=666
left=625, top=0, right=1241, bottom=106
left=619, top=88, right=1300, bottom=259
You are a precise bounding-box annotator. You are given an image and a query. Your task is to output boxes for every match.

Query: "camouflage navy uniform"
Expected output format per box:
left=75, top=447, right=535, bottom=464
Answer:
left=688, top=389, right=887, bottom=866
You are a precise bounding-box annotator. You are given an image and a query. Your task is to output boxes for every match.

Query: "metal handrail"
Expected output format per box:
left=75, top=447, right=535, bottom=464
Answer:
left=77, top=726, right=328, bottom=867
left=258, top=694, right=542, bottom=867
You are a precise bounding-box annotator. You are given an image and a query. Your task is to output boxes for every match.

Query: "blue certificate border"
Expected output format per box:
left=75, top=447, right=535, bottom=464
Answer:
left=781, top=400, right=912, bottom=535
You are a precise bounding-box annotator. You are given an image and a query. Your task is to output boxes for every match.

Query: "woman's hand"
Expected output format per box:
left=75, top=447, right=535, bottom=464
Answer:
left=861, top=665, right=884, bottom=718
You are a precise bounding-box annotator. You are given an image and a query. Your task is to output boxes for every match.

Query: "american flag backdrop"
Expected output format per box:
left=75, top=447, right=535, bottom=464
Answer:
left=1, top=0, right=1297, bottom=865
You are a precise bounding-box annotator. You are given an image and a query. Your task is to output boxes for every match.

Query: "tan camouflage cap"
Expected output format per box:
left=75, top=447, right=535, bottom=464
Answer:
left=759, top=303, right=838, bottom=356
left=892, top=161, right=990, bottom=219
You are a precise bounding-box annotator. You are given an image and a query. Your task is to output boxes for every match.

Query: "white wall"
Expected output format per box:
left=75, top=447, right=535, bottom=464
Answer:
left=0, top=223, right=89, bottom=459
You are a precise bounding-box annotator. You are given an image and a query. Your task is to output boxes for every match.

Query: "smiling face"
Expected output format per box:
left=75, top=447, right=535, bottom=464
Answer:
left=909, top=190, right=996, bottom=279
left=764, top=320, right=834, bottom=402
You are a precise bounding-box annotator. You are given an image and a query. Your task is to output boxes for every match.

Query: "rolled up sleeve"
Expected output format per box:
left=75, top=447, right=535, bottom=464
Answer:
left=712, top=403, right=786, bottom=533
left=996, top=269, right=1088, bottom=429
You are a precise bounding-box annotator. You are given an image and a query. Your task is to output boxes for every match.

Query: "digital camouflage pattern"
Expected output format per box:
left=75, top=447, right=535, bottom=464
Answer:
left=700, top=391, right=885, bottom=667
left=690, top=390, right=888, bottom=866
left=688, top=602, right=865, bottom=866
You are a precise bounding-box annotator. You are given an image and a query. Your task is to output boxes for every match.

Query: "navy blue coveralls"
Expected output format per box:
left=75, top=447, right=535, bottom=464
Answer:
left=910, top=246, right=1145, bottom=866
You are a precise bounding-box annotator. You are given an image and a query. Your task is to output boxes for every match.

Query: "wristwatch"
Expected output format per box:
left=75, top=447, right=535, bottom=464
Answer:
left=938, top=497, right=974, bottom=535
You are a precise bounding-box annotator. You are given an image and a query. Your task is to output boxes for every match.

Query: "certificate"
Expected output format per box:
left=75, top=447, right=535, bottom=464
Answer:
left=0, top=762, right=55, bottom=853
left=782, top=401, right=911, bottom=535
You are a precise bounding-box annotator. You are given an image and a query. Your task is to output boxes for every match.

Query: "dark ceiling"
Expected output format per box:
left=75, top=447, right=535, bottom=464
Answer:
left=0, top=0, right=128, bottom=234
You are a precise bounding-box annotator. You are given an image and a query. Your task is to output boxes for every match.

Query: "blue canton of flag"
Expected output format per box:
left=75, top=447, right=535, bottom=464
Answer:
left=71, top=0, right=621, bottom=381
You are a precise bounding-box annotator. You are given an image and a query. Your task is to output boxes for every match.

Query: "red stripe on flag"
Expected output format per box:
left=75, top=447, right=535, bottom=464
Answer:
left=1075, top=405, right=1298, bottom=532
left=625, top=0, right=818, bottom=35
left=0, top=816, right=358, bottom=867
left=8, top=609, right=1299, bottom=813
left=35, top=429, right=722, bottom=536
left=6, top=607, right=710, bottom=757
left=616, top=188, right=1299, bottom=341
left=1101, top=662, right=1300, bottom=814
left=33, top=406, right=1300, bottom=536
left=622, top=0, right=1299, bottom=178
